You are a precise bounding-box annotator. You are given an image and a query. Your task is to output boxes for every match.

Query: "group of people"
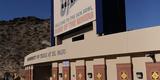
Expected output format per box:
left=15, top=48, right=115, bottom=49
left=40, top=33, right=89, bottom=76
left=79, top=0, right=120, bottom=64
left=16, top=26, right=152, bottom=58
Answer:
left=3, top=72, right=21, bottom=80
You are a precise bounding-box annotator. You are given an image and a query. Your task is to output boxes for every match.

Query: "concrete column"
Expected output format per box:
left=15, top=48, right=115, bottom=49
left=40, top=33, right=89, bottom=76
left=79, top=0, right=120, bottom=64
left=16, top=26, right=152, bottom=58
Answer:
left=132, top=57, right=152, bottom=80
left=71, top=62, right=76, bottom=80
left=24, top=67, right=28, bottom=80
left=52, top=63, right=58, bottom=80
left=86, top=60, right=93, bottom=80
left=30, top=65, right=33, bottom=80
left=26, top=66, right=30, bottom=80
left=28, top=66, right=31, bottom=80
left=27, top=66, right=29, bottom=80
left=106, top=59, right=117, bottom=80
left=58, top=63, right=63, bottom=80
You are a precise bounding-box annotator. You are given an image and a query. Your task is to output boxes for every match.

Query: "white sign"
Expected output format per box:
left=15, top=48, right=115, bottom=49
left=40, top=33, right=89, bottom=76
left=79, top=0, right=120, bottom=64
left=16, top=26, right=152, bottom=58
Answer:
left=54, top=0, right=96, bottom=36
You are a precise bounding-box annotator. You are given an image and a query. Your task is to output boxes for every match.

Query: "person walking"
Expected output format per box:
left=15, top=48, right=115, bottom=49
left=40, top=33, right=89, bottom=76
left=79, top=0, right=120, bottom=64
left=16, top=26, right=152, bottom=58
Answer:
left=3, top=72, right=13, bottom=80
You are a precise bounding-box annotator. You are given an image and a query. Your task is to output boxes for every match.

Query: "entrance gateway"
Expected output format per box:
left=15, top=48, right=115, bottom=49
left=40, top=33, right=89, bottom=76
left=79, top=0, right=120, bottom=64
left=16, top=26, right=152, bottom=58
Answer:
left=25, top=55, right=160, bottom=80
left=24, top=0, right=160, bottom=79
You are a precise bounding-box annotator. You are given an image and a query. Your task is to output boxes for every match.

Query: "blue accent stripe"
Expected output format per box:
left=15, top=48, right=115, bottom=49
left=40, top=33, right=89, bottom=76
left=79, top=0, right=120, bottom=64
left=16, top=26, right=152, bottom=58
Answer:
left=96, top=0, right=104, bottom=34
left=50, top=0, right=55, bottom=46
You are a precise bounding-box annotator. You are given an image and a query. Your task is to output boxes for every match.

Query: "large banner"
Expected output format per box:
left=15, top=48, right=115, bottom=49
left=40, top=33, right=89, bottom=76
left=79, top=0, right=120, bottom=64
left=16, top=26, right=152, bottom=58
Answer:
left=54, top=0, right=96, bottom=36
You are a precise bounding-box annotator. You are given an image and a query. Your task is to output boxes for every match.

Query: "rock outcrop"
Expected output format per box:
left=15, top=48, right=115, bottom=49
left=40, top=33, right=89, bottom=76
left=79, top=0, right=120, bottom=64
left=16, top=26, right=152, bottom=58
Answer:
left=0, top=16, right=50, bottom=79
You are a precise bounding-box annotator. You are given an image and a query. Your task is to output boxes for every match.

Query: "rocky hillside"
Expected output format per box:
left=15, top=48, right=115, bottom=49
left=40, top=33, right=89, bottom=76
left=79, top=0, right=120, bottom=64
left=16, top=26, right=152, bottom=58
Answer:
left=0, top=16, right=50, bottom=78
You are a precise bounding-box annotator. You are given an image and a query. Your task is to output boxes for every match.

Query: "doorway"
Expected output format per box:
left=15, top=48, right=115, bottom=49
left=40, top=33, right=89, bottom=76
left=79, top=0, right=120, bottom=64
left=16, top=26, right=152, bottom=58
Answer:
left=33, top=63, right=52, bottom=80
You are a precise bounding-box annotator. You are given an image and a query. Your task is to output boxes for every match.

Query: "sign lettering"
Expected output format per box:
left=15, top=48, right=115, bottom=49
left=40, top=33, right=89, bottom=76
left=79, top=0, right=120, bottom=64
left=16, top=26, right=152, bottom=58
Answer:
left=27, top=49, right=66, bottom=62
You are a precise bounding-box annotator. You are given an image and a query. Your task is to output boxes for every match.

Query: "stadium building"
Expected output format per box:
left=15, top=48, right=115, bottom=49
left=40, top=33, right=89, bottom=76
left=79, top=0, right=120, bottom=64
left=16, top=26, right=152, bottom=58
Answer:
left=24, top=0, right=160, bottom=80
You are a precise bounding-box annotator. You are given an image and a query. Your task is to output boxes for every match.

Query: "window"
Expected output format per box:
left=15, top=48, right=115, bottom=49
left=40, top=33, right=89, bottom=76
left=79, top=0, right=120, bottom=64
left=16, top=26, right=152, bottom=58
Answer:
left=72, top=34, right=84, bottom=42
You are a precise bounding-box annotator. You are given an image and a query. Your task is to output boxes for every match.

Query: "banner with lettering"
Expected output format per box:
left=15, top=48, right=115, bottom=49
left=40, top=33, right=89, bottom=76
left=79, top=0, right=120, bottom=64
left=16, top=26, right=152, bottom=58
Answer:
left=54, top=0, right=96, bottom=36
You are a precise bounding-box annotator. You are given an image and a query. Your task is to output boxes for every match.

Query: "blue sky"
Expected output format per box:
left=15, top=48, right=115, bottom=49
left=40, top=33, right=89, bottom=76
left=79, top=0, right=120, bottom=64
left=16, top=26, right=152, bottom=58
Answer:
left=0, top=0, right=160, bottom=29
left=0, top=0, right=50, bottom=20
left=125, top=0, right=160, bottom=29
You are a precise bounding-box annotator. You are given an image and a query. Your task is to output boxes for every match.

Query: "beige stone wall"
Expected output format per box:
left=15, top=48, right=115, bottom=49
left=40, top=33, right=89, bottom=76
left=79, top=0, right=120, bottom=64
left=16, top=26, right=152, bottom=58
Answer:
left=76, top=60, right=85, bottom=66
left=25, top=25, right=160, bottom=66
left=93, top=58, right=105, bottom=65
left=58, top=63, right=63, bottom=80
left=155, top=54, right=160, bottom=62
